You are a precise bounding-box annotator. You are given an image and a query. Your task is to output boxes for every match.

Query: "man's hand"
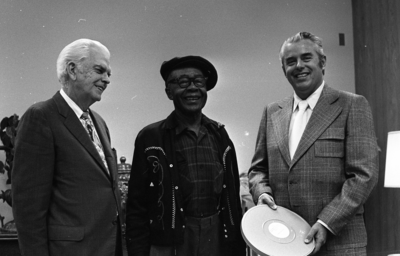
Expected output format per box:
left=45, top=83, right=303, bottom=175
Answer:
left=305, top=222, right=327, bottom=255
left=257, top=193, right=277, bottom=210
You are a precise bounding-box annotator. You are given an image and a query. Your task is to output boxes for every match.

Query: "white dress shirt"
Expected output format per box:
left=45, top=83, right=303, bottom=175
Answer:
left=288, top=81, right=336, bottom=235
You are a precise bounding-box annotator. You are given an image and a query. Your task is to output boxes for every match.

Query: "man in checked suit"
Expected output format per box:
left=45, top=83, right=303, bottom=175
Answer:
left=248, top=32, right=379, bottom=256
left=12, top=39, right=122, bottom=256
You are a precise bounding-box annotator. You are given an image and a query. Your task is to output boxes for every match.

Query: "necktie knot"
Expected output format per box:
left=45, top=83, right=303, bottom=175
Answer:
left=298, top=100, right=308, bottom=112
left=81, top=111, right=89, bottom=120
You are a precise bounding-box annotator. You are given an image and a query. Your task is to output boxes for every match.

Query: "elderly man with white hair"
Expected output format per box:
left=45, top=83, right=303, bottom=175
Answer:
left=12, top=39, right=123, bottom=256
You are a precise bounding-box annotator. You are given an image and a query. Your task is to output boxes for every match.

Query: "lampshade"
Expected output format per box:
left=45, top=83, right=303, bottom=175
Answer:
left=384, top=131, right=400, bottom=188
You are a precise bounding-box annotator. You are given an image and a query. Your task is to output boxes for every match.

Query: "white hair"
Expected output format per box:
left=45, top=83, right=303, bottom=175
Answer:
left=56, top=38, right=110, bottom=85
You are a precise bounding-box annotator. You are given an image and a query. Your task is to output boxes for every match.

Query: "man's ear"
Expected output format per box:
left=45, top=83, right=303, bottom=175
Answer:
left=320, top=55, right=327, bottom=75
left=66, top=62, right=78, bottom=81
left=165, top=87, right=173, bottom=100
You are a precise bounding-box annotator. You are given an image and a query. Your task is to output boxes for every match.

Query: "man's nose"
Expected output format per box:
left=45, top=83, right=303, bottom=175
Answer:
left=102, top=73, right=110, bottom=84
left=296, top=60, right=305, bottom=68
left=187, top=81, right=198, bottom=90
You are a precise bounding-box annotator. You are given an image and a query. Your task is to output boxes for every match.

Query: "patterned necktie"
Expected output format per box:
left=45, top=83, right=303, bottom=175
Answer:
left=289, top=100, right=309, bottom=159
left=80, top=111, right=110, bottom=175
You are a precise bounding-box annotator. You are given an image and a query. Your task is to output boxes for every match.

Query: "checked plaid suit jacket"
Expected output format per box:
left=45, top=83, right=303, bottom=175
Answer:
left=249, top=85, right=379, bottom=254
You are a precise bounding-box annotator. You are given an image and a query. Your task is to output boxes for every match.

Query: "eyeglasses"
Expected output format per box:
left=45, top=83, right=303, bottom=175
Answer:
left=167, top=76, right=208, bottom=88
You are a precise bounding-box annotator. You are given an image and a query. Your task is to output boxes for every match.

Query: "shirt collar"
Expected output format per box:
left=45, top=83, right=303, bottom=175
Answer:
left=60, top=88, right=88, bottom=118
left=171, top=112, right=213, bottom=135
left=292, top=81, right=325, bottom=112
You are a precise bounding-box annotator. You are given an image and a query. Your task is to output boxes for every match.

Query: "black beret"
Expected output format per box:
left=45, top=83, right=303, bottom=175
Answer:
left=160, top=55, right=218, bottom=91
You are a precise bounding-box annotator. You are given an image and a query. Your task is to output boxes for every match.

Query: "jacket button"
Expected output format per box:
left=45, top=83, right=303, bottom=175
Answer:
left=180, top=208, right=184, bottom=212
left=223, top=184, right=226, bottom=188
left=169, top=164, right=173, bottom=168
left=175, top=186, right=179, bottom=190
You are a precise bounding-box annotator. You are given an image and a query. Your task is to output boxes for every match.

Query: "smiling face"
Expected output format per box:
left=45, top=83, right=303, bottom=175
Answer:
left=281, top=39, right=326, bottom=99
left=165, top=67, right=207, bottom=117
left=66, top=45, right=111, bottom=110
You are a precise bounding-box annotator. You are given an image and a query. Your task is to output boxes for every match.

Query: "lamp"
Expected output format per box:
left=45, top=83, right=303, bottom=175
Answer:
left=384, top=131, right=400, bottom=188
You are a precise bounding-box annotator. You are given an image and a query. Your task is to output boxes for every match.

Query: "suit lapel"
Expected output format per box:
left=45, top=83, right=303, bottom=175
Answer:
left=271, top=96, right=293, bottom=166
left=91, top=112, right=117, bottom=182
left=53, top=92, right=111, bottom=178
left=290, top=85, right=342, bottom=166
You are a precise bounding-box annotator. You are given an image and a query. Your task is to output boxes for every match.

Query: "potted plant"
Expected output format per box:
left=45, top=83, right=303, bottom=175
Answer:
left=0, top=114, right=19, bottom=236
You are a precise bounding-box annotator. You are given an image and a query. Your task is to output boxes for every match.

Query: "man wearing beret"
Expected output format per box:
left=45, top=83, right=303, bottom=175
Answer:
left=125, top=56, right=246, bottom=256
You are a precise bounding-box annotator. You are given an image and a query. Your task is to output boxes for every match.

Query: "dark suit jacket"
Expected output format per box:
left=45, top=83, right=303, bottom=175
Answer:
left=12, top=91, right=122, bottom=256
left=249, top=85, right=379, bottom=254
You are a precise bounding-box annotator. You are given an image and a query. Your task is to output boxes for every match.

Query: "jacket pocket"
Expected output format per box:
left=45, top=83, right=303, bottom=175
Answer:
left=48, top=225, right=84, bottom=241
left=315, top=128, right=344, bottom=158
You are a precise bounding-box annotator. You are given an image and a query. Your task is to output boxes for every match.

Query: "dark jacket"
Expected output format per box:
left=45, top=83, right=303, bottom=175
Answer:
left=12, top=91, right=122, bottom=256
left=125, top=111, right=245, bottom=256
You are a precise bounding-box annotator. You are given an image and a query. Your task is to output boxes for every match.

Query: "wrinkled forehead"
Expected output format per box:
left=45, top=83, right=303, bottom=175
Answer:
left=82, top=46, right=111, bottom=73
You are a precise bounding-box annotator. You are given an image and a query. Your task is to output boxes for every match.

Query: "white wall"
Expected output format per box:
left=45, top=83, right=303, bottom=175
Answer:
left=0, top=0, right=354, bottom=223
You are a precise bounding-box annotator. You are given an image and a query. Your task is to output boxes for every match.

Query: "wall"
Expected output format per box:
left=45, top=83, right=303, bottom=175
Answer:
left=0, top=0, right=355, bottom=174
left=0, top=2, right=356, bottom=252
left=352, top=0, right=400, bottom=255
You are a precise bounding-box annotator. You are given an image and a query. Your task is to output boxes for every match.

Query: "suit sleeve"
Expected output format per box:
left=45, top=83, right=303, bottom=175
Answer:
left=248, top=106, right=273, bottom=204
left=317, top=95, right=379, bottom=234
left=125, top=131, right=151, bottom=256
left=12, top=106, right=55, bottom=256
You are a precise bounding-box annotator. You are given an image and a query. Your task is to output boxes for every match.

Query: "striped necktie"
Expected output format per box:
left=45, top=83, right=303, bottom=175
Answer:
left=80, top=111, right=110, bottom=175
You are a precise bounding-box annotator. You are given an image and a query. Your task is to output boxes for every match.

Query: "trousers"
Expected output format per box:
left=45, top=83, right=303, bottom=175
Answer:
left=149, top=212, right=225, bottom=256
